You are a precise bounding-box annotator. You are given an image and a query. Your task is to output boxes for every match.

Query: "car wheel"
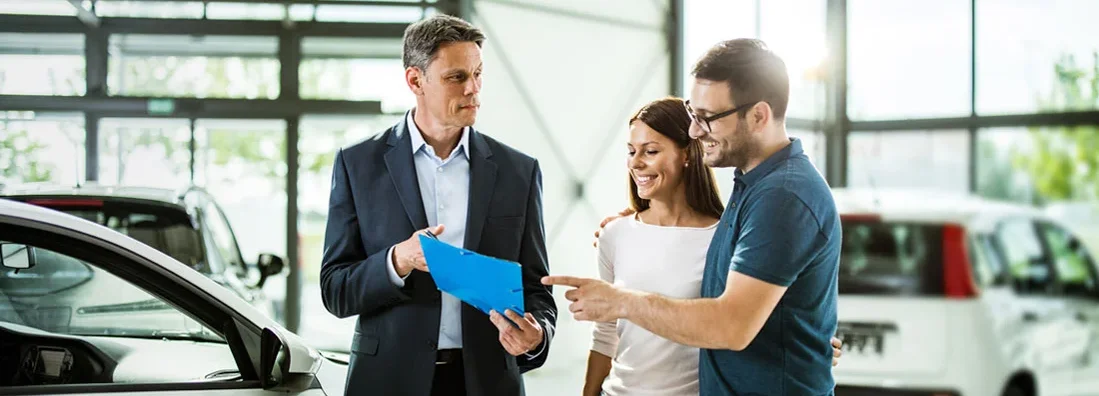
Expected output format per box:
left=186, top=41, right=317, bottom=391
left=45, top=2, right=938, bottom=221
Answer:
left=1002, top=385, right=1028, bottom=396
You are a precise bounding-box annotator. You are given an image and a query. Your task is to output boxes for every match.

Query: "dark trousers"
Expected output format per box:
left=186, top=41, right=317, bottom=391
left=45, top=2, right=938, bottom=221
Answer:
left=431, top=350, right=466, bottom=396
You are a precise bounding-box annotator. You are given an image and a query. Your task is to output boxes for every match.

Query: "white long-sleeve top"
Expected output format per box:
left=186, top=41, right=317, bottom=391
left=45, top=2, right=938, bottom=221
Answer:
left=591, top=214, right=717, bottom=396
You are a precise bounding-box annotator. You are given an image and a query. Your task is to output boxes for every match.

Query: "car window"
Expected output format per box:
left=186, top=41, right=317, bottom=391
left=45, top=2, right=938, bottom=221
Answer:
left=201, top=200, right=246, bottom=277
left=0, top=242, right=222, bottom=342
left=1038, top=222, right=1099, bottom=299
left=23, top=201, right=207, bottom=274
left=971, top=234, right=1009, bottom=287
left=839, top=220, right=943, bottom=296
left=994, top=219, right=1055, bottom=295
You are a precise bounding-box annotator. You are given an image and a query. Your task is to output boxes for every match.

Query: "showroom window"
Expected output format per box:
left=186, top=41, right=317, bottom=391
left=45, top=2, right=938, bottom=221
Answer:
left=847, top=0, right=972, bottom=120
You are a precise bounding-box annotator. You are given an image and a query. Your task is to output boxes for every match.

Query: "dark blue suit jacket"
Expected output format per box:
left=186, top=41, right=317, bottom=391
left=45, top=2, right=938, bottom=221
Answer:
left=320, top=117, right=557, bottom=396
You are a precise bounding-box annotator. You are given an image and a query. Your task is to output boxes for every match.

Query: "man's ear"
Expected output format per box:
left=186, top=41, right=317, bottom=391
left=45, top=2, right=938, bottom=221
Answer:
left=406, top=67, right=425, bottom=96
left=749, top=102, right=772, bottom=131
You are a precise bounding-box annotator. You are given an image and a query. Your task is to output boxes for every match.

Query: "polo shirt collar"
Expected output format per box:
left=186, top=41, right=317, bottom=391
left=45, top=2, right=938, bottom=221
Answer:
left=734, top=137, right=803, bottom=187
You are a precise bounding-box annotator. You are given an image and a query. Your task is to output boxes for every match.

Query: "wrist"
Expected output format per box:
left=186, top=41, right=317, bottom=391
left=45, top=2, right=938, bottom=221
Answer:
left=391, top=249, right=410, bottom=277
left=618, top=288, right=642, bottom=320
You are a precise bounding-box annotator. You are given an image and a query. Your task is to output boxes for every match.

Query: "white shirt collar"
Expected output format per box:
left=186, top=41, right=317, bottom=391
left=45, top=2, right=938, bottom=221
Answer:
left=407, top=109, right=470, bottom=159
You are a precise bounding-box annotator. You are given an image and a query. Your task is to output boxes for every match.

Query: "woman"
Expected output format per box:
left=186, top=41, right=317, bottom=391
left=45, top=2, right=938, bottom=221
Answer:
left=582, top=97, right=841, bottom=396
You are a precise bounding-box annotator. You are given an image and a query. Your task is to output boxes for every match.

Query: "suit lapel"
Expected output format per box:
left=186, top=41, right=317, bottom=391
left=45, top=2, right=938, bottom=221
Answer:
left=464, top=129, right=496, bottom=251
left=383, top=117, right=429, bottom=231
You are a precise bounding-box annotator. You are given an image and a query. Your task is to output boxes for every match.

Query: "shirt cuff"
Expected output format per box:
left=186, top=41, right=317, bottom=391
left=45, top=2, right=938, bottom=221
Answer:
left=385, top=246, right=410, bottom=287
left=523, top=324, right=548, bottom=359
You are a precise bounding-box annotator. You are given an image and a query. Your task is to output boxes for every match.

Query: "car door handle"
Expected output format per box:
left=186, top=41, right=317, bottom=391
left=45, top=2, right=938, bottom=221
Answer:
left=1022, top=311, right=1039, bottom=322
left=1076, top=311, right=1088, bottom=322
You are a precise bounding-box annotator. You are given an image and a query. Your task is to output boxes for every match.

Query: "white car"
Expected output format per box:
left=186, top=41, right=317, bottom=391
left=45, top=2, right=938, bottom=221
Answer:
left=0, top=198, right=348, bottom=394
left=831, top=189, right=1099, bottom=396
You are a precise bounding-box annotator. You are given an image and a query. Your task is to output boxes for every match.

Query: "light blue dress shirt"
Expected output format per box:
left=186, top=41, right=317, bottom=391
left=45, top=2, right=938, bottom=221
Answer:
left=386, top=110, right=470, bottom=350
left=386, top=109, right=545, bottom=358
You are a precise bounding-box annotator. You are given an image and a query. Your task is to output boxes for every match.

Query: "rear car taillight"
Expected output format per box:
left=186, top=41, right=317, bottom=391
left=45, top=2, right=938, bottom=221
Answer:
left=941, top=224, right=978, bottom=298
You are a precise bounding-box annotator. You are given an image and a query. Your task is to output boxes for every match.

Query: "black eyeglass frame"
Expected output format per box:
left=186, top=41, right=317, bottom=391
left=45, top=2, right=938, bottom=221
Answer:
left=684, top=100, right=757, bottom=133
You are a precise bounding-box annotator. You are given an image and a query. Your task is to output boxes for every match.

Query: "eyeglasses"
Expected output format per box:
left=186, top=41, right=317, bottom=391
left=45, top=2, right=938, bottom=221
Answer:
left=684, top=99, right=756, bottom=133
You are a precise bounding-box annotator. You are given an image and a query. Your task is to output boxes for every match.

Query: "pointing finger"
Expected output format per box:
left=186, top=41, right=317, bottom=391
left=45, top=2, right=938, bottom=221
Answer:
left=541, top=275, right=591, bottom=287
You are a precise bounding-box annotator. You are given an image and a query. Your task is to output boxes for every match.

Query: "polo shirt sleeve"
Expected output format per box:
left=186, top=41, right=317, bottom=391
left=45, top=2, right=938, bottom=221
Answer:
left=730, top=187, right=823, bottom=287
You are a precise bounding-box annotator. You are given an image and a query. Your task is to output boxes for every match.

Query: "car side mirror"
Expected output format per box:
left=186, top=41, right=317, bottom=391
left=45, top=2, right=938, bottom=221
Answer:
left=1, top=243, right=37, bottom=272
left=255, top=253, right=285, bottom=288
left=260, top=327, right=291, bottom=389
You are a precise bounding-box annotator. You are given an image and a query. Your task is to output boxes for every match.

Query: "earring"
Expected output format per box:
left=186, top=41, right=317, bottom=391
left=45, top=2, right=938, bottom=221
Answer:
left=684, top=162, right=689, bottom=168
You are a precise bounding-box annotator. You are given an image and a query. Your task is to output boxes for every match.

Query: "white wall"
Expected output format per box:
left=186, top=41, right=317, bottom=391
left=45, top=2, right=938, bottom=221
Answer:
left=469, top=1, right=671, bottom=394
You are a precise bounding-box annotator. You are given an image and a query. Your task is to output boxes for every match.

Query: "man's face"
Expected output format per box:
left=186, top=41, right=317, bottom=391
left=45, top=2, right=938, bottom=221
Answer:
left=687, top=78, right=753, bottom=169
left=413, top=41, right=483, bottom=128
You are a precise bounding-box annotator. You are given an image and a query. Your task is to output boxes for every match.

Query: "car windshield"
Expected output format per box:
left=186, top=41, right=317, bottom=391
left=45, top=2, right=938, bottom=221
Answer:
left=0, top=242, right=223, bottom=343
left=20, top=198, right=208, bottom=274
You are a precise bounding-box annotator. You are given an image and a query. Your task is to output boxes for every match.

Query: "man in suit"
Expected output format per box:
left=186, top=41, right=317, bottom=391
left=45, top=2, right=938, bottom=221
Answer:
left=320, top=14, right=557, bottom=396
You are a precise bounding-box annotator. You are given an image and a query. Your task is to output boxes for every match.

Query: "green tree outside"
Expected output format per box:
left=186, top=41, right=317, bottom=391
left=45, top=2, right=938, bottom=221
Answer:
left=1011, top=52, right=1099, bottom=203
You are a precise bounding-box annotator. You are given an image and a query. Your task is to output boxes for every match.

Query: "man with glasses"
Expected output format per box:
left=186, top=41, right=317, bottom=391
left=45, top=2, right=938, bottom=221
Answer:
left=544, top=38, right=842, bottom=395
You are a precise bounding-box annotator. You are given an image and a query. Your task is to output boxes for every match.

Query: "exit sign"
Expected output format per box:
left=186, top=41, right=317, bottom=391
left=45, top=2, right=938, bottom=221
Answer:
left=146, top=99, right=175, bottom=115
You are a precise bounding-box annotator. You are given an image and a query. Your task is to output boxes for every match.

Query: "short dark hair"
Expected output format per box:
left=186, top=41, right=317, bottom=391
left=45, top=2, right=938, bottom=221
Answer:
left=402, top=14, right=486, bottom=70
left=628, top=97, right=724, bottom=220
left=692, top=38, right=790, bottom=120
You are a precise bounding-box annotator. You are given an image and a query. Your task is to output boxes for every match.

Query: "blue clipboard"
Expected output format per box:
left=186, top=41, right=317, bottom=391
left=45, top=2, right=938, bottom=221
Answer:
left=419, top=235, right=525, bottom=316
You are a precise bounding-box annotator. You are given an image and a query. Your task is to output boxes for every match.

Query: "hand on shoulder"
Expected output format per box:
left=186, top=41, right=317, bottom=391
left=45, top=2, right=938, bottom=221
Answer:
left=592, top=207, right=635, bottom=248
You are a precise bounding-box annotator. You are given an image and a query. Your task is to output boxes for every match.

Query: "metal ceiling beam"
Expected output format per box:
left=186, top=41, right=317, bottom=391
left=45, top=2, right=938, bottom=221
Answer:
left=66, top=0, right=101, bottom=28
left=849, top=111, right=1099, bottom=132
left=0, top=95, right=385, bottom=118
left=0, top=14, right=409, bottom=37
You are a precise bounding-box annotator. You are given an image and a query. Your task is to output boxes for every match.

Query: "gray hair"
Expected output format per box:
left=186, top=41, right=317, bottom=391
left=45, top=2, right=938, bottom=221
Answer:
left=402, top=14, right=486, bottom=71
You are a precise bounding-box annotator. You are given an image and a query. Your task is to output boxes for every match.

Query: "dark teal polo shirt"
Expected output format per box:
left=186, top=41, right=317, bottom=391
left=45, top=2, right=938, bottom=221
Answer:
left=699, top=137, right=842, bottom=396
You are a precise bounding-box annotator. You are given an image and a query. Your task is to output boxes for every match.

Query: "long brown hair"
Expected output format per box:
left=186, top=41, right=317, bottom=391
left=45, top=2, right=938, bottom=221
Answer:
left=627, top=97, right=724, bottom=219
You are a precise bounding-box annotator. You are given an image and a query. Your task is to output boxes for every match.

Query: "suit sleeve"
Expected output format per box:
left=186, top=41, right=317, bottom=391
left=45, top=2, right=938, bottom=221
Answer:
left=516, top=160, right=557, bottom=373
left=319, top=148, right=411, bottom=318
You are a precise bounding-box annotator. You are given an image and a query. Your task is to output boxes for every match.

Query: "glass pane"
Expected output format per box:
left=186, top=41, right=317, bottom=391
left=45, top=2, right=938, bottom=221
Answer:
left=108, top=56, right=279, bottom=99
left=847, top=130, right=970, bottom=193
left=98, top=118, right=192, bottom=188
left=760, top=0, right=827, bottom=120
left=977, top=126, right=1099, bottom=204
left=0, top=113, right=85, bottom=188
left=300, top=58, right=413, bottom=110
left=848, top=0, right=971, bottom=120
left=977, top=0, right=1099, bottom=114
left=313, top=4, right=424, bottom=23
left=0, top=1, right=77, bottom=16
left=288, top=4, right=315, bottom=21
left=205, top=2, right=286, bottom=20
left=0, top=55, right=85, bottom=96
left=108, top=35, right=279, bottom=99
left=194, top=119, right=287, bottom=269
left=94, top=1, right=205, bottom=19
left=681, top=0, right=756, bottom=95
left=295, top=114, right=400, bottom=352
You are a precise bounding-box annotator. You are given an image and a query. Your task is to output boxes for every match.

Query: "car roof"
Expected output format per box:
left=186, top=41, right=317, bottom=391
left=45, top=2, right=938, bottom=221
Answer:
left=0, top=182, right=200, bottom=208
left=832, top=188, right=1046, bottom=233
